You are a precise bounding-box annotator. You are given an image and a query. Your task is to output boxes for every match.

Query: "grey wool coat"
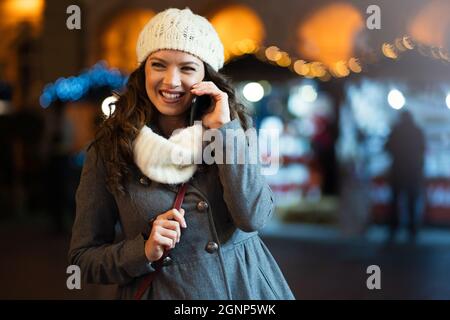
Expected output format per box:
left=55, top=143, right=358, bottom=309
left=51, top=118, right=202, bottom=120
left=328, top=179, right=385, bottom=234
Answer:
left=68, top=118, right=295, bottom=300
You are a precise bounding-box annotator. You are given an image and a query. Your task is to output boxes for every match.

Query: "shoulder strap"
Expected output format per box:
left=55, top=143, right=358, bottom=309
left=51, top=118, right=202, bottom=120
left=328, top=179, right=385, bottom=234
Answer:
left=134, top=183, right=188, bottom=300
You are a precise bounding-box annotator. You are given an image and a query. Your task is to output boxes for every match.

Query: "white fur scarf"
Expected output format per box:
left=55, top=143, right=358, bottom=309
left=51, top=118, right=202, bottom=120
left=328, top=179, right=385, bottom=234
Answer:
left=132, top=123, right=204, bottom=184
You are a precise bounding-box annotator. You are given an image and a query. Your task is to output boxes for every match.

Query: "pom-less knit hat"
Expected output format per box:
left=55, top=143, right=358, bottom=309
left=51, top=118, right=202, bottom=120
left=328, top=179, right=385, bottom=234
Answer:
left=136, top=7, right=225, bottom=71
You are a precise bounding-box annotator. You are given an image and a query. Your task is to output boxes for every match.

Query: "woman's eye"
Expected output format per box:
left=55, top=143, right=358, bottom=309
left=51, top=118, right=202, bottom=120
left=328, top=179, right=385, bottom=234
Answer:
left=182, top=67, right=195, bottom=71
left=152, top=63, right=164, bottom=68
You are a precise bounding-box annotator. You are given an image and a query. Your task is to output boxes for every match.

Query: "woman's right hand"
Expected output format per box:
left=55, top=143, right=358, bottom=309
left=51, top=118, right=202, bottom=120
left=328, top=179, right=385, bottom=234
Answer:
left=144, top=208, right=187, bottom=262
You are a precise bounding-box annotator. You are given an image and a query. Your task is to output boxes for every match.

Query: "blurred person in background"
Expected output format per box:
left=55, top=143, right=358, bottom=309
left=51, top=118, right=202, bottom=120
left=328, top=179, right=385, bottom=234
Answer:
left=385, top=110, right=426, bottom=242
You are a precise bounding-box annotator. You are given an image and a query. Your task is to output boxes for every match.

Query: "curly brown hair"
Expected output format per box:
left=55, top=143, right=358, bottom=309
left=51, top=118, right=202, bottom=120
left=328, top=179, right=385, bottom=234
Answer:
left=92, top=60, right=250, bottom=196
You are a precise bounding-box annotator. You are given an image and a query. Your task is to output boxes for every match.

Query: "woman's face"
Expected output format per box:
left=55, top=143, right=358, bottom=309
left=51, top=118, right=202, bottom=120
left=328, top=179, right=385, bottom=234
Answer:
left=145, top=50, right=205, bottom=117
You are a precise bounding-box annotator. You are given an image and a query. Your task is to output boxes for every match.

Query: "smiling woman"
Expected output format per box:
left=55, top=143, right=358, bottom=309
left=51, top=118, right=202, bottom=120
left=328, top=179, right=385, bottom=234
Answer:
left=145, top=50, right=205, bottom=121
left=68, top=7, right=295, bottom=300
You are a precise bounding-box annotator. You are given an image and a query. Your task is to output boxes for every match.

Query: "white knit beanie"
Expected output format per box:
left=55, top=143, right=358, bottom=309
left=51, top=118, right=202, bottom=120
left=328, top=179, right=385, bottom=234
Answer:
left=136, top=7, right=224, bottom=71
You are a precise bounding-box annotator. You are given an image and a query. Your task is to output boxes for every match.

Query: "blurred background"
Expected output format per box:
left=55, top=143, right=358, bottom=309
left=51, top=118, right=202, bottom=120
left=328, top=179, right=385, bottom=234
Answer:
left=1, top=0, right=450, bottom=299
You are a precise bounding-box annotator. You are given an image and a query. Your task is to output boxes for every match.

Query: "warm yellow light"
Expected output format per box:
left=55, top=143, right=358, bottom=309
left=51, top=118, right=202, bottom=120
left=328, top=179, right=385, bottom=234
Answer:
left=402, top=36, right=415, bottom=50
left=409, top=0, right=450, bottom=48
left=293, top=60, right=310, bottom=76
left=237, top=39, right=257, bottom=54
left=210, top=5, right=265, bottom=61
left=305, top=68, right=316, bottom=79
left=276, top=52, right=291, bottom=67
left=297, top=3, right=364, bottom=67
left=255, top=48, right=267, bottom=61
left=2, top=0, right=45, bottom=25
left=328, top=66, right=338, bottom=78
left=348, top=57, right=362, bottom=73
left=101, top=10, right=155, bottom=73
left=310, top=62, right=326, bottom=77
left=231, top=42, right=243, bottom=56
left=265, top=46, right=282, bottom=61
left=224, top=51, right=231, bottom=62
left=333, top=61, right=350, bottom=77
left=236, top=41, right=246, bottom=54
left=382, top=43, right=398, bottom=59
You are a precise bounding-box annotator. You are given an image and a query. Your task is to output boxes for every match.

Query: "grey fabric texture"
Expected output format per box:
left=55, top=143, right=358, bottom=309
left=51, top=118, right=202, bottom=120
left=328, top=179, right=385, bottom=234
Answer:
left=68, top=118, right=295, bottom=300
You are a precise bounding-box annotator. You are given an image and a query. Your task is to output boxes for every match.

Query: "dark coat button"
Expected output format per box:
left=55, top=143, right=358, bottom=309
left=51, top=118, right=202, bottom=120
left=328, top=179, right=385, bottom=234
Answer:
left=162, top=256, right=172, bottom=266
left=205, top=241, right=219, bottom=254
left=197, top=201, right=209, bottom=212
left=139, top=176, right=149, bottom=185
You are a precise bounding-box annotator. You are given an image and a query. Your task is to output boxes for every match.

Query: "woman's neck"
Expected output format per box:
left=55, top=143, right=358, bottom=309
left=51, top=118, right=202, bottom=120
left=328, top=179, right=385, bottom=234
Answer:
left=157, top=114, right=189, bottom=138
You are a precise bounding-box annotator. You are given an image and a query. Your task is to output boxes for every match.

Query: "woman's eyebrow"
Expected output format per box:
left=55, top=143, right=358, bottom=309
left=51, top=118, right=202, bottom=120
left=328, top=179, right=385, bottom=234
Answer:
left=181, top=61, right=200, bottom=67
left=150, top=57, right=200, bottom=67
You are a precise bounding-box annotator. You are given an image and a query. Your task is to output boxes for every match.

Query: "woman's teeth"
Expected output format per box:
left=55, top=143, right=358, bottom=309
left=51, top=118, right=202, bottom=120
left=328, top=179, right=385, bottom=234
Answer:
left=160, top=91, right=183, bottom=100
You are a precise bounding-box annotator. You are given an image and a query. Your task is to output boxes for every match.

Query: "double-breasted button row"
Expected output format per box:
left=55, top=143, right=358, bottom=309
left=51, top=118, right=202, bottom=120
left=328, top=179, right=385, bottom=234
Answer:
left=197, top=201, right=209, bottom=212
left=205, top=241, right=219, bottom=254
left=151, top=255, right=173, bottom=269
left=162, top=256, right=173, bottom=266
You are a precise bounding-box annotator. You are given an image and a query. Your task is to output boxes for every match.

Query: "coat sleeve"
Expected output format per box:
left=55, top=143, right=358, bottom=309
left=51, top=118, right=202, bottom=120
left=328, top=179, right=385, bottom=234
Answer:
left=68, top=144, right=155, bottom=285
left=215, top=116, right=275, bottom=232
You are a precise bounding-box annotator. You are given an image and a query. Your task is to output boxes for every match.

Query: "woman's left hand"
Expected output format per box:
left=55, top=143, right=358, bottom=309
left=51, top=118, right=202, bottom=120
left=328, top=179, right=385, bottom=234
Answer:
left=190, top=81, right=231, bottom=129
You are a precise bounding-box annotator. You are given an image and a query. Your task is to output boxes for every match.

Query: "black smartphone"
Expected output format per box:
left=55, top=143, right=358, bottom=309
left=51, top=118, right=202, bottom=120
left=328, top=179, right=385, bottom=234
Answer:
left=189, top=94, right=212, bottom=126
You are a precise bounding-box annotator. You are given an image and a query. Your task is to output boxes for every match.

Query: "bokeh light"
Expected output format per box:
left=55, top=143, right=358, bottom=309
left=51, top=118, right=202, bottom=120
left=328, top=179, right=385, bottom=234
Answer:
left=297, top=3, right=364, bottom=67
left=102, top=96, right=117, bottom=117
left=388, top=89, right=406, bottom=110
left=1, top=0, right=44, bottom=26
left=210, top=5, right=265, bottom=62
left=409, top=0, right=450, bottom=48
left=101, top=9, right=155, bottom=73
left=300, top=85, right=318, bottom=103
left=39, top=62, right=127, bottom=108
left=242, top=82, right=265, bottom=102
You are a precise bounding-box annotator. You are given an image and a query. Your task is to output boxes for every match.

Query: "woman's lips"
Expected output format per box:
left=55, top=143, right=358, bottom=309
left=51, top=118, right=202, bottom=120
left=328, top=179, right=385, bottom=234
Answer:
left=159, top=90, right=186, bottom=104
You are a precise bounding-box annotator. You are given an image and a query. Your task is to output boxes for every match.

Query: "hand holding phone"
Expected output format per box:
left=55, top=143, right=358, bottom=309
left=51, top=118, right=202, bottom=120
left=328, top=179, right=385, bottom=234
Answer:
left=190, top=81, right=231, bottom=129
left=189, top=94, right=212, bottom=126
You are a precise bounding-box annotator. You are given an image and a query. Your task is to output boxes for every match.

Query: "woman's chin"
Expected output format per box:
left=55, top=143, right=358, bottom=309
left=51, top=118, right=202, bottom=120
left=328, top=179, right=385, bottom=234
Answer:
left=157, top=105, right=189, bottom=117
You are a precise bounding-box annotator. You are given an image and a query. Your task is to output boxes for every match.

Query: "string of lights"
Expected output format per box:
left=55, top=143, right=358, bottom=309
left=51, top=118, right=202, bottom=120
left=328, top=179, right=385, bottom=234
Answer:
left=225, top=35, right=450, bottom=81
left=39, top=62, right=127, bottom=108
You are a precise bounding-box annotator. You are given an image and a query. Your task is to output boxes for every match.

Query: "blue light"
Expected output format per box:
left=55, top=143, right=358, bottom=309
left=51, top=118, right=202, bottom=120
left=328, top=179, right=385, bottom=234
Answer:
left=39, top=61, right=128, bottom=107
left=70, top=78, right=84, bottom=100
left=56, top=78, right=72, bottom=101
left=39, top=92, right=52, bottom=108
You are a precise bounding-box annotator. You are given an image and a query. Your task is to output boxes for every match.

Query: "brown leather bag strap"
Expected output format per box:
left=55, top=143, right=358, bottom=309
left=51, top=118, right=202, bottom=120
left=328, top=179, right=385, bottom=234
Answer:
left=134, top=183, right=188, bottom=300
left=173, top=183, right=188, bottom=211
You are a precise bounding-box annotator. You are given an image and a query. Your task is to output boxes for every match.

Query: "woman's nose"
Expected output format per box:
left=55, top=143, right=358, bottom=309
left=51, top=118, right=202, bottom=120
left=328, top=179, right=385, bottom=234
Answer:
left=162, top=68, right=181, bottom=87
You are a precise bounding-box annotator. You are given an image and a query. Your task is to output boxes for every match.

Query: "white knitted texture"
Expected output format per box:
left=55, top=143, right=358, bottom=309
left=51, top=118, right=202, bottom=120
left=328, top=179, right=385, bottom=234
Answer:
left=136, top=8, right=224, bottom=71
left=132, top=122, right=204, bottom=184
